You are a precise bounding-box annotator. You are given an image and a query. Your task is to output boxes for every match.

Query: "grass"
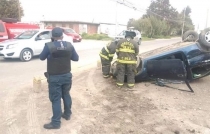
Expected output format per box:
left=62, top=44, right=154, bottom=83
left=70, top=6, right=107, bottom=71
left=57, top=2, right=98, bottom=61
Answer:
left=153, top=35, right=171, bottom=39
left=81, top=33, right=179, bottom=41
left=82, top=33, right=112, bottom=41
left=142, top=36, right=155, bottom=41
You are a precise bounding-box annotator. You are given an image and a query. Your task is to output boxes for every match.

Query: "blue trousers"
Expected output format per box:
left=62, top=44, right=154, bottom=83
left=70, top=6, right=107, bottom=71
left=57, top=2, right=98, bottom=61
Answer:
left=48, top=73, right=72, bottom=127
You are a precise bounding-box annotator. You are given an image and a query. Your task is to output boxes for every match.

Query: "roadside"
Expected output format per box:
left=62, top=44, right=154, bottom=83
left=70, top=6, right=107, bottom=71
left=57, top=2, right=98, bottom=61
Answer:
left=81, top=33, right=181, bottom=42
left=3, top=38, right=210, bottom=134
left=0, top=64, right=209, bottom=134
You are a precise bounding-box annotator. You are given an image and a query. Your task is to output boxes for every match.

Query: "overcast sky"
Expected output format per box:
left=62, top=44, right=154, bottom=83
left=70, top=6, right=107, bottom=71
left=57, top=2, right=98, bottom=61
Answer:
left=20, top=0, right=210, bottom=30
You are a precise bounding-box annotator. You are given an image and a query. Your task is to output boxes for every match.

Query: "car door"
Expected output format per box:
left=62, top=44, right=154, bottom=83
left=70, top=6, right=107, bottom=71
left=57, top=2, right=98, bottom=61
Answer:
left=0, top=21, right=8, bottom=42
left=146, top=59, right=194, bottom=92
left=34, top=31, right=51, bottom=55
left=115, top=31, right=125, bottom=40
left=133, top=31, right=139, bottom=42
left=146, top=59, right=187, bottom=81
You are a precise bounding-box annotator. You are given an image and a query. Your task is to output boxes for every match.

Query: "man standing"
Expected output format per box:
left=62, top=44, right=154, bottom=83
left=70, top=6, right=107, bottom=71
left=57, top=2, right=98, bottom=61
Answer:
left=116, top=31, right=139, bottom=89
left=40, top=27, right=79, bottom=129
left=99, top=40, right=118, bottom=78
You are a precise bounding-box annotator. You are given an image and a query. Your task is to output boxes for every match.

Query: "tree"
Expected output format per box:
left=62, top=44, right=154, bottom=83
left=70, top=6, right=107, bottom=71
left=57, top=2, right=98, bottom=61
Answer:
left=184, top=6, right=192, bottom=16
left=0, top=0, right=24, bottom=21
left=127, top=0, right=194, bottom=37
left=145, top=0, right=178, bottom=20
left=176, top=6, right=194, bottom=34
left=127, top=18, right=136, bottom=29
left=145, top=0, right=180, bottom=34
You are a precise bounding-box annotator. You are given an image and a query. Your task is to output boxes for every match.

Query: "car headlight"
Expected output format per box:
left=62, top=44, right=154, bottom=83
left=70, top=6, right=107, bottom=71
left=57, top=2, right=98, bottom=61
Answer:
left=6, top=44, right=17, bottom=49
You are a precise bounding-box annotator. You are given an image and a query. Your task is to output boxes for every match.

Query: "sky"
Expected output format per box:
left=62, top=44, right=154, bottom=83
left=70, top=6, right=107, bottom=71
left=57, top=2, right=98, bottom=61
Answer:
left=20, top=0, right=210, bottom=30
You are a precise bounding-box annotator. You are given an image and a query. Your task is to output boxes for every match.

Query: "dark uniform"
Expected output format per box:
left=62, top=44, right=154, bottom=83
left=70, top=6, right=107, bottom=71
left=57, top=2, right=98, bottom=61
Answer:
left=99, top=40, right=117, bottom=78
left=40, top=27, right=79, bottom=129
left=116, top=31, right=139, bottom=88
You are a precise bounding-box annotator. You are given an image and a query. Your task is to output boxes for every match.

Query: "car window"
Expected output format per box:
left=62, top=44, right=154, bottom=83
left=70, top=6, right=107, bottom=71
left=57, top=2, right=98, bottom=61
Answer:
left=118, top=31, right=125, bottom=36
left=36, top=31, right=51, bottom=40
left=0, top=23, right=5, bottom=32
left=64, top=29, right=76, bottom=33
left=135, top=31, right=138, bottom=35
left=15, top=30, right=39, bottom=39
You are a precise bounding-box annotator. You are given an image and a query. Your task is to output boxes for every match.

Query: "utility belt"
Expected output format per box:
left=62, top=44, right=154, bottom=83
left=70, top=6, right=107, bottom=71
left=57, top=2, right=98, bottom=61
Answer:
left=44, top=72, right=71, bottom=82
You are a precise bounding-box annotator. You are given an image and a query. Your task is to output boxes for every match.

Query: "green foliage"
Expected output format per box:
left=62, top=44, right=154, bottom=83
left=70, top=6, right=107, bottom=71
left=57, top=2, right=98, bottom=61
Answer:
left=128, top=0, right=194, bottom=37
left=141, top=36, right=154, bottom=41
left=146, top=0, right=178, bottom=20
left=176, top=6, right=194, bottom=34
left=0, top=0, right=24, bottom=21
left=82, top=33, right=112, bottom=40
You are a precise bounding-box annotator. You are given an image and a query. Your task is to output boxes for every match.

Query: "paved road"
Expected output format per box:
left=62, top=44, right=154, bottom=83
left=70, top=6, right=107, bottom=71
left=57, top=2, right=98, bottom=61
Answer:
left=0, top=38, right=181, bottom=93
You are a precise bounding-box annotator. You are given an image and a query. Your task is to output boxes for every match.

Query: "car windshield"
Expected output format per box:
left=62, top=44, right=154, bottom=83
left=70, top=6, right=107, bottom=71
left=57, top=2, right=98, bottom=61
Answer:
left=15, top=30, right=39, bottom=39
left=64, top=29, right=76, bottom=33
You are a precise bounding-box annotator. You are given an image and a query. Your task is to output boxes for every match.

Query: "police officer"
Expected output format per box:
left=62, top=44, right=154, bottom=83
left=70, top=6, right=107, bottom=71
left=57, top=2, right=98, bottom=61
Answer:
left=116, top=31, right=139, bottom=89
left=40, top=27, right=79, bottom=129
left=99, top=40, right=118, bottom=78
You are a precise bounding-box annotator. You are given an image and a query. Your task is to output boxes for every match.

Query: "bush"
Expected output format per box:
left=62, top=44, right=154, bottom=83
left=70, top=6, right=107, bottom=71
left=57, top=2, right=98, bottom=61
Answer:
left=152, top=35, right=171, bottom=39
left=81, top=33, right=112, bottom=40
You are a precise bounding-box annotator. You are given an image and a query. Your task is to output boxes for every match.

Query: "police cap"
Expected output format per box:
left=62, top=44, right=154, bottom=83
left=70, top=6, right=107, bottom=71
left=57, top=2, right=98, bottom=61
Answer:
left=52, top=27, right=63, bottom=37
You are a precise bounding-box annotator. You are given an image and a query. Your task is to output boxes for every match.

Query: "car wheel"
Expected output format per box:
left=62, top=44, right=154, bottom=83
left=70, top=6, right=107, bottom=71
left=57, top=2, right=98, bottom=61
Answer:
left=198, top=28, right=210, bottom=48
left=20, top=49, right=33, bottom=62
left=182, top=30, right=199, bottom=42
left=138, top=38, right=141, bottom=45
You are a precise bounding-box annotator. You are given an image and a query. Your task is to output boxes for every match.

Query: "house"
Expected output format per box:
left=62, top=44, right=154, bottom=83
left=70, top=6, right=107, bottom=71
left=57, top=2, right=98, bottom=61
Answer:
left=41, top=20, right=100, bottom=34
left=98, top=23, right=127, bottom=37
left=41, top=20, right=127, bottom=35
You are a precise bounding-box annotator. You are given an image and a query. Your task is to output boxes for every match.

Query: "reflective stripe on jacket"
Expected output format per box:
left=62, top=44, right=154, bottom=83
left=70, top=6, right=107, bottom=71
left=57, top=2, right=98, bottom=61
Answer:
left=99, top=41, right=117, bottom=60
left=116, top=38, right=139, bottom=64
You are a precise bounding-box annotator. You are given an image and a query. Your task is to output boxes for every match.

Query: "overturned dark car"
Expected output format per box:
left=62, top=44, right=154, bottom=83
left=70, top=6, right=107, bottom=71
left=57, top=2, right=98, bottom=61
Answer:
left=111, top=28, right=210, bottom=92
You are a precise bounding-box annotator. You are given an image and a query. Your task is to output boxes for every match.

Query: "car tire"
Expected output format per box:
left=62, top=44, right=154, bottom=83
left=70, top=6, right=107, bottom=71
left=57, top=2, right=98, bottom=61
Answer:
left=198, top=28, right=210, bottom=48
left=20, top=49, right=33, bottom=62
left=182, top=30, right=199, bottom=42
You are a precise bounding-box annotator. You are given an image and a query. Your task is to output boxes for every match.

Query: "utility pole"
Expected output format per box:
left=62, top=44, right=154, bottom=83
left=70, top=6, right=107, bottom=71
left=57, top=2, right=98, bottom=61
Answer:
left=181, top=7, right=186, bottom=37
left=17, top=0, right=21, bottom=21
left=115, top=2, right=118, bottom=36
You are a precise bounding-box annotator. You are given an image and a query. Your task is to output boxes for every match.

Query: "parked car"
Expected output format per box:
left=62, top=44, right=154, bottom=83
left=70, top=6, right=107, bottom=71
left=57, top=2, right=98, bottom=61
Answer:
left=0, top=29, right=73, bottom=62
left=111, top=28, right=210, bottom=92
left=46, top=26, right=82, bottom=42
left=115, top=29, right=142, bottom=45
left=63, top=28, right=82, bottom=42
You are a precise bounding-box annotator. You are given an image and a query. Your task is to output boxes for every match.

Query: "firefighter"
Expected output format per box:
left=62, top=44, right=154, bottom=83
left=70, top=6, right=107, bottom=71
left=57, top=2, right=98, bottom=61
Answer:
left=116, top=31, right=139, bottom=89
left=99, top=40, right=118, bottom=78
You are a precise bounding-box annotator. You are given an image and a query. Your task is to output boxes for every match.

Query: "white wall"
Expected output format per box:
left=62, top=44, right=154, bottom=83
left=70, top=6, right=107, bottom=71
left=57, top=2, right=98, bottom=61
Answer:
left=98, top=24, right=127, bottom=37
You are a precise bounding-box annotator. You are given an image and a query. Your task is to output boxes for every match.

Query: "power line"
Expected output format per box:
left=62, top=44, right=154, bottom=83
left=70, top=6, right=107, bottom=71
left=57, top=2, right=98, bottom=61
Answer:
left=109, top=0, right=184, bottom=23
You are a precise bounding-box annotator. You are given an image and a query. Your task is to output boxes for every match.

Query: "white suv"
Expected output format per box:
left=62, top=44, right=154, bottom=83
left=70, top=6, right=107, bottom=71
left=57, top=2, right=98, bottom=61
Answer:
left=115, top=29, right=142, bottom=45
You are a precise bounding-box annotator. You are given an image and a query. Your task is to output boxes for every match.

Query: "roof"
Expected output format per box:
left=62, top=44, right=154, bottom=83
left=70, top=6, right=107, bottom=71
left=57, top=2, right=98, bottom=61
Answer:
left=41, top=20, right=100, bottom=25
left=41, top=20, right=127, bottom=26
left=100, top=22, right=127, bottom=26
